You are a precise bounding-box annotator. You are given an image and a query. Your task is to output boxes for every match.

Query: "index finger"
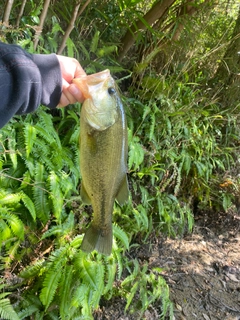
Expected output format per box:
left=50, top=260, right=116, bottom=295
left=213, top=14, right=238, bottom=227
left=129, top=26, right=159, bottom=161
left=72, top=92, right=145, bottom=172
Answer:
left=74, top=64, right=86, bottom=78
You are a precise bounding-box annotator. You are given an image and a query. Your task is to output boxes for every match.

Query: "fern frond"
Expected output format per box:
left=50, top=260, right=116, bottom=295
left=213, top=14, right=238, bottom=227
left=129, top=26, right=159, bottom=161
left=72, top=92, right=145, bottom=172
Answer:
left=128, top=136, right=145, bottom=171
left=33, top=162, right=50, bottom=223
left=75, top=256, right=105, bottom=309
left=68, top=125, right=80, bottom=144
left=59, top=171, right=75, bottom=197
left=41, top=225, right=63, bottom=240
left=23, top=157, right=35, bottom=176
left=59, top=265, right=73, bottom=319
left=24, top=123, right=37, bottom=158
left=124, top=282, right=138, bottom=311
left=0, top=298, right=19, bottom=320
left=133, top=204, right=149, bottom=232
left=70, top=235, right=83, bottom=249
left=7, top=132, right=18, bottom=170
left=41, top=211, right=74, bottom=240
left=70, top=283, right=89, bottom=309
left=0, top=218, right=12, bottom=242
left=37, top=110, right=61, bottom=148
left=0, top=211, right=24, bottom=240
left=4, top=240, right=21, bottom=265
left=0, top=192, right=22, bottom=205
left=113, top=224, right=129, bottom=250
left=48, top=246, right=68, bottom=266
left=20, top=192, right=36, bottom=221
left=103, top=258, right=116, bottom=297
left=112, top=247, right=124, bottom=280
left=17, top=305, right=39, bottom=319
left=40, top=266, right=62, bottom=310
left=90, top=264, right=104, bottom=309
left=19, top=259, right=45, bottom=279
left=80, top=259, right=98, bottom=289
left=48, top=171, right=63, bottom=222
left=90, top=30, right=100, bottom=53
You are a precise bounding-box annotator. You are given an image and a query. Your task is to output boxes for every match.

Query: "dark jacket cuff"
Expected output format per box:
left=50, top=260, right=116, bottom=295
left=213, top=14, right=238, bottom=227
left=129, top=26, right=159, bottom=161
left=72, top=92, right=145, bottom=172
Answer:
left=32, top=53, right=62, bottom=108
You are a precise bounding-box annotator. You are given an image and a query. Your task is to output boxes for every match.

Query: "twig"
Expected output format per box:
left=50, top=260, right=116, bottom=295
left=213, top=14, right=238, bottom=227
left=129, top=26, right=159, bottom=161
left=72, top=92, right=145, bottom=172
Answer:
left=33, top=0, right=51, bottom=51
left=208, top=292, right=240, bottom=313
left=16, top=0, right=27, bottom=28
left=57, top=0, right=91, bottom=55
left=2, top=0, right=14, bottom=25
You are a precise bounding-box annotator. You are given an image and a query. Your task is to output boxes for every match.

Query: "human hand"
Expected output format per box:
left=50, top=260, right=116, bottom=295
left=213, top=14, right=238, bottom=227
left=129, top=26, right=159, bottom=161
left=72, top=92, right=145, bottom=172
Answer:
left=56, top=55, right=86, bottom=107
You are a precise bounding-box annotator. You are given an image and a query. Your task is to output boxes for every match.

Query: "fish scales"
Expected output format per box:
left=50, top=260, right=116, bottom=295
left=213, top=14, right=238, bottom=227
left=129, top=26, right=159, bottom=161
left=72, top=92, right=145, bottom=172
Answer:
left=73, top=69, right=129, bottom=255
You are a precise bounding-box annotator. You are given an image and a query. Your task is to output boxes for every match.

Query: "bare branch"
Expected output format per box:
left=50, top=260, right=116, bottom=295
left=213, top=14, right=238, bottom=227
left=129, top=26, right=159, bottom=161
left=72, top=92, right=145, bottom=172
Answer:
left=57, top=0, right=91, bottom=55
left=33, top=0, right=51, bottom=51
left=171, top=0, right=212, bottom=42
left=16, top=0, right=27, bottom=28
left=2, top=0, right=14, bottom=25
left=118, top=0, right=177, bottom=61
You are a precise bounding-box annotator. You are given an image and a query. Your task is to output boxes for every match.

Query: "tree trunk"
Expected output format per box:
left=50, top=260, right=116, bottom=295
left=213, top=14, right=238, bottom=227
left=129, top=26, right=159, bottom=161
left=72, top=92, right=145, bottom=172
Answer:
left=2, top=0, right=14, bottom=25
left=33, top=0, right=51, bottom=50
left=171, top=0, right=211, bottom=42
left=213, top=7, right=240, bottom=108
left=118, top=0, right=177, bottom=62
left=134, top=0, right=213, bottom=72
left=16, top=0, right=27, bottom=28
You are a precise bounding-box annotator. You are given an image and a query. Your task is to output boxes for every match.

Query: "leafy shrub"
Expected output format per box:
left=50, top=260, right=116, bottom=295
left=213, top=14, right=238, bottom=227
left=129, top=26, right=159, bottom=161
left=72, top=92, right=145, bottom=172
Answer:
left=0, top=104, right=173, bottom=318
left=1, top=1, right=239, bottom=319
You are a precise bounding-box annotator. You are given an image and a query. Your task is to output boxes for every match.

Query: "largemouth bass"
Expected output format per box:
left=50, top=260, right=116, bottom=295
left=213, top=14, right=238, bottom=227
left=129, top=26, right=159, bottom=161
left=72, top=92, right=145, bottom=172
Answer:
left=73, top=69, right=129, bottom=255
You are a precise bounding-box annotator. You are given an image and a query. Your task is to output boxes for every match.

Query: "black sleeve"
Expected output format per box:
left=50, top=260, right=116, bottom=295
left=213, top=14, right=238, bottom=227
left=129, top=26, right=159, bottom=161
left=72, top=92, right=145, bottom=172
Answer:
left=0, top=42, right=62, bottom=128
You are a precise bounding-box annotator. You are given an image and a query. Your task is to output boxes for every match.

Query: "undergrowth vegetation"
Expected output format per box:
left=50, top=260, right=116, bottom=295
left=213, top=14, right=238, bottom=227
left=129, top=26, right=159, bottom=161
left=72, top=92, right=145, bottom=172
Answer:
left=0, top=0, right=240, bottom=319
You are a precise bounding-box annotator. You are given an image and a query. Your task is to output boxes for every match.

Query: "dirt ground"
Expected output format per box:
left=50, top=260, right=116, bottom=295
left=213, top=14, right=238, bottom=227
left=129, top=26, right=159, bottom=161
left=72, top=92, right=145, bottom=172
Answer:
left=95, top=208, right=240, bottom=320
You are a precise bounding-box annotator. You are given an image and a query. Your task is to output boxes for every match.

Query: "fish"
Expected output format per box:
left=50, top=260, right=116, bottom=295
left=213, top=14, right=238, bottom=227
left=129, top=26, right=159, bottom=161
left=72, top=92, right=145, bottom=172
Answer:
left=73, top=69, right=129, bottom=255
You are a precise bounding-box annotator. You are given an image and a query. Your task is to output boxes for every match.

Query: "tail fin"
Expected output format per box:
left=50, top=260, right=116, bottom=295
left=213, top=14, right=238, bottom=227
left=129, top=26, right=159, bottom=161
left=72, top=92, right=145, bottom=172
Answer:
left=81, top=224, right=112, bottom=255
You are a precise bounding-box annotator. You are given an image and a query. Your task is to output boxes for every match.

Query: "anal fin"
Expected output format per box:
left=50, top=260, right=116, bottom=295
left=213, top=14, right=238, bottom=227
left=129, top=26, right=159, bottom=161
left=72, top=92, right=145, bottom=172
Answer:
left=116, top=175, right=129, bottom=206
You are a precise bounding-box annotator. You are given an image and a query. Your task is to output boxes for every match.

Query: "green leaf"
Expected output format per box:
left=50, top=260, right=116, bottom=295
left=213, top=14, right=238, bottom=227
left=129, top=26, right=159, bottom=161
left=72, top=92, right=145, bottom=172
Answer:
left=48, top=171, right=63, bottom=222
left=33, top=162, right=50, bottom=223
left=24, top=123, right=37, bottom=158
left=0, top=298, right=19, bottom=320
left=8, top=134, right=18, bottom=170
left=66, top=37, right=75, bottom=57
left=80, top=259, right=98, bottom=289
left=0, top=212, right=24, bottom=240
left=96, top=45, right=117, bottom=57
left=128, top=137, right=145, bottom=171
left=21, top=192, right=36, bottom=221
left=125, top=281, right=138, bottom=311
left=59, top=265, right=74, bottom=319
left=90, top=31, right=100, bottom=53
left=103, top=258, right=117, bottom=296
left=18, top=305, right=39, bottom=319
left=40, top=266, right=62, bottom=310
left=19, top=259, right=45, bottom=279
left=113, top=224, right=129, bottom=250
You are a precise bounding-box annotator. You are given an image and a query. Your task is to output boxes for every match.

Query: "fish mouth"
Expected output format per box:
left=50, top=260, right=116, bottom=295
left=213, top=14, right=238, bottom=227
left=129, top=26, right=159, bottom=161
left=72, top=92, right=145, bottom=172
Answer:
left=73, top=69, right=111, bottom=99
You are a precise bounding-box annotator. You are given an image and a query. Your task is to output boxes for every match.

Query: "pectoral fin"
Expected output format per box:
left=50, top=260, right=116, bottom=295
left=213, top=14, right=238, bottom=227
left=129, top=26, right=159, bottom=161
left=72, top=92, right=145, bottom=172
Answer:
left=80, top=183, right=92, bottom=205
left=116, top=175, right=129, bottom=206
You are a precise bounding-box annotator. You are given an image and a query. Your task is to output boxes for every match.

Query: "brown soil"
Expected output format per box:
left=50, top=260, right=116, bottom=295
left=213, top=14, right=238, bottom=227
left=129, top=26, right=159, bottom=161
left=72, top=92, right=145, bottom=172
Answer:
left=95, top=209, right=240, bottom=320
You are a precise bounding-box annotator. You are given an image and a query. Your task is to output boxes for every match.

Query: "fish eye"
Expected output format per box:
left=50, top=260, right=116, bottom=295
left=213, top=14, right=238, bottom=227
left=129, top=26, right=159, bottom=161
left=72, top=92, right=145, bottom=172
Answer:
left=108, top=87, right=116, bottom=95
